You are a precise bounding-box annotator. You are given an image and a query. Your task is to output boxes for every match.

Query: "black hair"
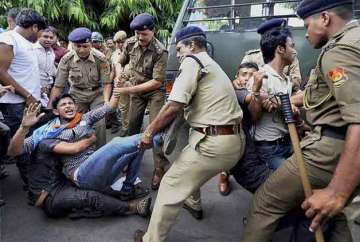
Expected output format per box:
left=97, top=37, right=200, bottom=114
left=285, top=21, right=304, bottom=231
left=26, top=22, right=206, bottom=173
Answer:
left=15, top=8, right=47, bottom=30
left=7, top=8, right=20, bottom=20
left=260, top=27, right=292, bottom=64
left=238, top=62, right=259, bottom=71
left=42, top=26, right=57, bottom=35
left=329, top=4, right=353, bottom=20
left=180, top=35, right=208, bottom=49
left=52, top=94, right=75, bottom=109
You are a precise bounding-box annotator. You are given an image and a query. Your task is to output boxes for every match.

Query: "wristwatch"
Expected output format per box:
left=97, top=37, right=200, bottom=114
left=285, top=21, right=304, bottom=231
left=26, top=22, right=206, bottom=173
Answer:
left=144, top=129, right=153, bottom=139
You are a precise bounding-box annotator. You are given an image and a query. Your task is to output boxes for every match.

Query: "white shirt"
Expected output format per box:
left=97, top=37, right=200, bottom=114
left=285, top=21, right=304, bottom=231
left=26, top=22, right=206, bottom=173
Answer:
left=251, top=64, right=293, bottom=141
left=0, top=30, right=40, bottom=104
left=33, top=42, right=56, bottom=86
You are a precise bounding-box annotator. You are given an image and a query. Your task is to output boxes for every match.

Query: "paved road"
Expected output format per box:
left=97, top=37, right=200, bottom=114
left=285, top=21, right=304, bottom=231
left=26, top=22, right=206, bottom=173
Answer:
left=1, top=128, right=360, bottom=242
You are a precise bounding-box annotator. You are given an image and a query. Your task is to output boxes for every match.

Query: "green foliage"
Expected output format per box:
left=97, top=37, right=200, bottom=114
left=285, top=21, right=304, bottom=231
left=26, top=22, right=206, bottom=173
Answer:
left=0, top=0, right=184, bottom=42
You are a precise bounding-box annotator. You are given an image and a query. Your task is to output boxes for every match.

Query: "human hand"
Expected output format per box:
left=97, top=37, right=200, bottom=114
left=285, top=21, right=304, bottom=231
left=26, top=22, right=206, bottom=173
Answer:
left=84, top=133, right=97, bottom=146
left=138, top=130, right=153, bottom=150
left=233, top=78, right=246, bottom=90
left=21, top=103, right=45, bottom=128
left=262, top=97, right=278, bottom=112
left=301, top=187, right=347, bottom=232
left=0, top=85, right=15, bottom=97
left=252, top=71, right=267, bottom=93
left=113, top=87, right=128, bottom=97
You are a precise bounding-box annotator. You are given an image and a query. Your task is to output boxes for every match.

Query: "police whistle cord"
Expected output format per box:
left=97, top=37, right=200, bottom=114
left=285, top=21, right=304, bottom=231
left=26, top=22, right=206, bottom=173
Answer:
left=277, top=93, right=325, bottom=242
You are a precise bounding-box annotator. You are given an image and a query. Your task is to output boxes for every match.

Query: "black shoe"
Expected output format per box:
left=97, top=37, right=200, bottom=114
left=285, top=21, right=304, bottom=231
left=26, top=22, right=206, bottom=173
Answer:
left=135, top=197, right=152, bottom=217
left=183, top=203, right=203, bottom=220
left=119, top=186, right=150, bottom=201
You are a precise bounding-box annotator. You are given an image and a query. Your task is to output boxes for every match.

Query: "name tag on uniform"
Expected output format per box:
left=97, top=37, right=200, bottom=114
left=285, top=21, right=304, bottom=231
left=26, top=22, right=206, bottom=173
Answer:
left=79, top=120, right=87, bottom=126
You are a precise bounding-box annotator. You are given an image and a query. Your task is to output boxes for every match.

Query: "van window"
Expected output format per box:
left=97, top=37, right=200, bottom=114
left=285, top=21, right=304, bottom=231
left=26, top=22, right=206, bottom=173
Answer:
left=184, top=0, right=303, bottom=32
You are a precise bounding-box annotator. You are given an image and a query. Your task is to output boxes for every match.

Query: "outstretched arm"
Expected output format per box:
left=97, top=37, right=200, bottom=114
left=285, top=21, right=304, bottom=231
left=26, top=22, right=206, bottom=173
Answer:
left=8, top=104, right=45, bottom=156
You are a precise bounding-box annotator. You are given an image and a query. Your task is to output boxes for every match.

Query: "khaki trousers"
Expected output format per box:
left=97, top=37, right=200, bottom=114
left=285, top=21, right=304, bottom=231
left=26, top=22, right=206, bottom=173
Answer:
left=242, top=126, right=354, bottom=242
left=127, top=90, right=168, bottom=168
left=117, top=92, right=130, bottom=133
left=143, top=129, right=245, bottom=242
left=76, top=94, right=106, bottom=149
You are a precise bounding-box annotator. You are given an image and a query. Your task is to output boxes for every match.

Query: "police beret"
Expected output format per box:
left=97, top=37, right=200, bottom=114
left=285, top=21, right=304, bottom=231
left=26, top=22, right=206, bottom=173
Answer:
left=113, top=30, right=127, bottom=42
left=175, top=26, right=206, bottom=43
left=257, top=18, right=287, bottom=34
left=68, top=27, right=92, bottom=43
left=91, top=32, right=104, bottom=42
left=297, top=0, right=353, bottom=19
left=130, top=13, right=155, bottom=31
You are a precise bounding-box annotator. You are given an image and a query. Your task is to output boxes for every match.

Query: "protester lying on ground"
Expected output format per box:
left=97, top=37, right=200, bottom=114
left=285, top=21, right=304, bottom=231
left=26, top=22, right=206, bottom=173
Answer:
left=26, top=138, right=151, bottom=219
left=8, top=86, right=150, bottom=201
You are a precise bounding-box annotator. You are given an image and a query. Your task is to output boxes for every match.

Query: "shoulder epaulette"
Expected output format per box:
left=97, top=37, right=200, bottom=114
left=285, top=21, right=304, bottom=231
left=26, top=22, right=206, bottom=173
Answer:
left=153, top=38, right=167, bottom=55
left=92, top=49, right=107, bottom=62
left=60, top=50, right=75, bottom=63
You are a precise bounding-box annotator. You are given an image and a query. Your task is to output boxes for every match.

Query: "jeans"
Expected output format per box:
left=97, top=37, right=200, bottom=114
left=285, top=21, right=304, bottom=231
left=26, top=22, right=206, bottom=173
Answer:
left=76, top=133, right=162, bottom=192
left=256, top=139, right=293, bottom=170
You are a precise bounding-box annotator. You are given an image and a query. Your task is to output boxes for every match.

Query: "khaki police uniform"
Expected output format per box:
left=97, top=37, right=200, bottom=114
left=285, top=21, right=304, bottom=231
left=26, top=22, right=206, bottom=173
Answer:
left=242, top=49, right=302, bottom=92
left=242, top=21, right=360, bottom=242
left=111, top=49, right=130, bottom=135
left=142, top=52, right=245, bottom=242
left=118, top=36, right=168, bottom=168
left=54, top=49, right=111, bottom=148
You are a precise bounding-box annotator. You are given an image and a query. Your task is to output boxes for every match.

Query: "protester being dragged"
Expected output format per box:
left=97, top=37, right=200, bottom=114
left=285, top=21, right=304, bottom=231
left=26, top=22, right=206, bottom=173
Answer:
left=9, top=85, right=150, bottom=201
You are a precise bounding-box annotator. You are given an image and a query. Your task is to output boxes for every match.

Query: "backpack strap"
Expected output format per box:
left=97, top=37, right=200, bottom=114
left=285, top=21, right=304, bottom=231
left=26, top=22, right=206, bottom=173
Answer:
left=185, top=54, right=207, bottom=81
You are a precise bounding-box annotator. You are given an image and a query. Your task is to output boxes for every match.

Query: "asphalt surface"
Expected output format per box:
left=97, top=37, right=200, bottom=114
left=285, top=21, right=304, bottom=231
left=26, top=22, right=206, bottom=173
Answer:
left=1, top=127, right=360, bottom=242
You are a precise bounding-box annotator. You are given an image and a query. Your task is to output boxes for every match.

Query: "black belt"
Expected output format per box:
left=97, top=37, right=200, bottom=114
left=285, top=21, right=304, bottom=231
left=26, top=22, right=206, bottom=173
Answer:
left=321, top=125, right=347, bottom=140
left=74, top=86, right=101, bottom=91
left=254, top=135, right=290, bottom=146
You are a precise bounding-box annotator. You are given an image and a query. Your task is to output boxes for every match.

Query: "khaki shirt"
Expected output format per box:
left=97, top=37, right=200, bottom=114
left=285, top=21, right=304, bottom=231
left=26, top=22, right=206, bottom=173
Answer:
left=100, top=45, right=113, bottom=61
left=55, top=49, right=111, bottom=103
left=242, top=49, right=302, bottom=91
left=118, top=36, right=167, bottom=85
left=168, top=52, right=243, bottom=127
left=111, top=49, right=122, bottom=65
left=304, top=21, right=360, bottom=127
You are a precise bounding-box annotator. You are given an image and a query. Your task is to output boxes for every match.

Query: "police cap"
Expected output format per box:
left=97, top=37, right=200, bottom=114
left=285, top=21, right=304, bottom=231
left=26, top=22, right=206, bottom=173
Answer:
left=257, top=18, right=287, bottom=35
left=297, top=0, right=353, bottom=19
left=175, top=26, right=206, bottom=44
left=113, top=30, right=127, bottom=42
left=68, top=27, right=92, bottom=43
left=130, top=13, right=155, bottom=31
left=91, top=32, right=104, bottom=42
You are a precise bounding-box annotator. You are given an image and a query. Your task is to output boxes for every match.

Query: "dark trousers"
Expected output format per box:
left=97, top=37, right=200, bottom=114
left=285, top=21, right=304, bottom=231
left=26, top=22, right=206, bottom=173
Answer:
left=43, top=181, right=129, bottom=218
left=0, top=121, right=10, bottom=163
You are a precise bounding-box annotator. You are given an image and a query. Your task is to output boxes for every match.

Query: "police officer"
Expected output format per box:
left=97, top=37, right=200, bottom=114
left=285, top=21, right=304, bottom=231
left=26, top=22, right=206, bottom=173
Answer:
left=242, top=1, right=358, bottom=241
left=48, top=27, right=111, bottom=148
left=91, top=31, right=112, bottom=61
left=110, top=30, right=128, bottom=135
left=115, top=13, right=169, bottom=190
left=132, top=26, right=245, bottom=242
left=242, top=18, right=302, bottom=91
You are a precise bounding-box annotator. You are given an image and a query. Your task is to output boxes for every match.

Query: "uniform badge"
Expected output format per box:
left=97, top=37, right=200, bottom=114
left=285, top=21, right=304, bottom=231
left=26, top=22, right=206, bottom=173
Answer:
left=327, top=67, right=348, bottom=88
